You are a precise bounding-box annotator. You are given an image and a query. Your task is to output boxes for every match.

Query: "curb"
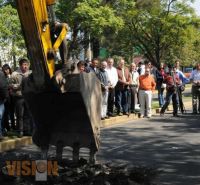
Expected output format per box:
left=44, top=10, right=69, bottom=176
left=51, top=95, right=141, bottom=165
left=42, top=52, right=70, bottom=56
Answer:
left=0, top=100, right=191, bottom=153
left=0, top=136, right=32, bottom=152
left=101, top=113, right=139, bottom=127
left=102, top=100, right=191, bottom=128
left=102, top=109, right=157, bottom=128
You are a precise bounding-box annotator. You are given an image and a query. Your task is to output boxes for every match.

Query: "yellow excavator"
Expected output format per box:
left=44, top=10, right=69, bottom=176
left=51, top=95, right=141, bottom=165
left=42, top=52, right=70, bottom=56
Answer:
left=15, top=0, right=101, bottom=163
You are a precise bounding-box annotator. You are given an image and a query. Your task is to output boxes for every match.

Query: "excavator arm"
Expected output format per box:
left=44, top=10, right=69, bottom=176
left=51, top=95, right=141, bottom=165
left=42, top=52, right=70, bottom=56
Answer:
left=16, top=0, right=67, bottom=82
left=15, top=0, right=101, bottom=163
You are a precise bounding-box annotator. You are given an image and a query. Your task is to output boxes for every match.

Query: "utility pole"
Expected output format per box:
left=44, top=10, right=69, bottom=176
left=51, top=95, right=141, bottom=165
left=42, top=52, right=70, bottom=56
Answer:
left=86, top=34, right=92, bottom=61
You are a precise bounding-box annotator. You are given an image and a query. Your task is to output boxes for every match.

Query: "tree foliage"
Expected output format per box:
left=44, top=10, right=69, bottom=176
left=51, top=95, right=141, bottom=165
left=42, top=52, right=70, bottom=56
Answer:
left=107, top=0, right=200, bottom=67
left=1, top=0, right=200, bottom=67
left=55, top=0, right=200, bottom=66
left=0, top=4, right=25, bottom=66
left=56, top=0, right=123, bottom=58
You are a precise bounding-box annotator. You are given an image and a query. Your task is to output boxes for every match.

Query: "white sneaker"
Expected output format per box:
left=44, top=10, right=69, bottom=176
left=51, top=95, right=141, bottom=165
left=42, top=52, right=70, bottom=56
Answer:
left=140, top=114, right=144, bottom=118
left=147, top=114, right=152, bottom=118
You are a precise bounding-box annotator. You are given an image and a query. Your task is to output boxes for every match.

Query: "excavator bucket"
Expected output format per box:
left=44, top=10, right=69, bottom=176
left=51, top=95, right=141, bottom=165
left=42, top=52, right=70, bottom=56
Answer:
left=15, top=0, right=102, bottom=162
left=23, top=72, right=102, bottom=162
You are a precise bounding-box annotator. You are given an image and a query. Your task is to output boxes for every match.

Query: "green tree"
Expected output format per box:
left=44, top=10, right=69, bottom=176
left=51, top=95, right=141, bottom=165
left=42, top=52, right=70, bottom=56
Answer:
left=56, top=0, right=123, bottom=58
left=175, top=25, right=200, bottom=66
left=0, top=4, right=25, bottom=67
left=106, top=0, right=200, bottom=67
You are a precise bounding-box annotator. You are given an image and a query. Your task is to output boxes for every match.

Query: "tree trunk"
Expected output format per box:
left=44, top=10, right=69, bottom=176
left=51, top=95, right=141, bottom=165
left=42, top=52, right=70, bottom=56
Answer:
left=13, top=54, right=16, bottom=70
left=92, top=38, right=99, bottom=58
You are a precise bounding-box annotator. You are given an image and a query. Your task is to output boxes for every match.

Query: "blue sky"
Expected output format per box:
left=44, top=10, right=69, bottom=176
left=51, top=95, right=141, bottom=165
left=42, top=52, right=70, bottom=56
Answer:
left=192, top=0, right=200, bottom=15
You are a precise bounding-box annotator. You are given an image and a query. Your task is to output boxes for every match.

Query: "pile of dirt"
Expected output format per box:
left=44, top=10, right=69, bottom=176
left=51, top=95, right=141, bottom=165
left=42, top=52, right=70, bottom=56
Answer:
left=0, top=157, right=160, bottom=185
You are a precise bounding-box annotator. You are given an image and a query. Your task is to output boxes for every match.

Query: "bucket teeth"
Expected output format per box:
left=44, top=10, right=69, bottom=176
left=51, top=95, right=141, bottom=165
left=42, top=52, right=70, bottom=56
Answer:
left=72, top=143, right=80, bottom=163
left=56, top=141, right=64, bottom=161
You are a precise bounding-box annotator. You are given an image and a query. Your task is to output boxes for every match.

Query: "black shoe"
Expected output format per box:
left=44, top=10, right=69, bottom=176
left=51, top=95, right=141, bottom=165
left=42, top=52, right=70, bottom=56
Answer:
left=173, top=113, right=179, bottom=117
left=18, top=131, right=23, bottom=138
left=117, top=112, right=123, bottom=116
left=160, top=112, right=164, bottom=116
left=192, top=112, right=197, bottom=115
left=23, top=132, right=32, bottom=136
left=107, top=112, right=114, bottom=117
left=123, top=112, right=129, bottom=116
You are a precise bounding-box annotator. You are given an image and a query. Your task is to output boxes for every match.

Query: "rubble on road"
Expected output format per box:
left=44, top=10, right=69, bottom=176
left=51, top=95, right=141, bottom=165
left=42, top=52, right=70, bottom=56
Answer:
left=0, top=156, right=160, bottom=185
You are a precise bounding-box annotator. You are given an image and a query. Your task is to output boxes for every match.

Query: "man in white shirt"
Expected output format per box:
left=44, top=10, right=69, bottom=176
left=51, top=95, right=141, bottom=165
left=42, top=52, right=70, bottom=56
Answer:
left=129, top=63, right=139, bottom=113
left=174, top=62, right=189, bottom=113
left=137, top=61, right=145, bottom=75
left=106, top=58, right=118, bottom=116
left=190, top=63, right=200, bottom=114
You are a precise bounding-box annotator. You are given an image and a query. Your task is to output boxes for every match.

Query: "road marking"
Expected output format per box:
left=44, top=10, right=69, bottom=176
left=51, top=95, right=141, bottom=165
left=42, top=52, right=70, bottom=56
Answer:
left=106, top=144, right=130, bottom=152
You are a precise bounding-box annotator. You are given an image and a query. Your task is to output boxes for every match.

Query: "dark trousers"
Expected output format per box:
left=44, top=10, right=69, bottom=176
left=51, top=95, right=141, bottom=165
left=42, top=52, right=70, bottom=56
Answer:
left=192, top=86, right=200, bottom=113
left=2, top=96, right=15, bottom=131
left=177, top=87, right=184, bottom=113
left=13, top=96, right=33, bottom=133
left=161, top=90, right=178, bottom=115
left=157, top=87, right=165, bottom=108
left=107, top=88, right=115, bottom=114
left=115, top=89, right=128, bottom=113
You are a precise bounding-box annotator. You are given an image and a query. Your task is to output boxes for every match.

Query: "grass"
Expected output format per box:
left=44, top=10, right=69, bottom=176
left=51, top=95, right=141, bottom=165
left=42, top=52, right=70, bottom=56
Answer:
left=183, top=94, right=192, bottom=98
left=152, top=101, right=160, bottom=109
left=151, top=94, right=191, bottom=110
left=185, top=83, right=192, bottom=88
left=2, top=131, right=20, bottom=139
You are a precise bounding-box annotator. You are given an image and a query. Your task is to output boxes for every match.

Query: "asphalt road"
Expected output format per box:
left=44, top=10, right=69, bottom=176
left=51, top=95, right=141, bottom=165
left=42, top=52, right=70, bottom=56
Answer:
left=0, top=105, right=200, bottom=185
left=98, top=111, right=200, bottom=185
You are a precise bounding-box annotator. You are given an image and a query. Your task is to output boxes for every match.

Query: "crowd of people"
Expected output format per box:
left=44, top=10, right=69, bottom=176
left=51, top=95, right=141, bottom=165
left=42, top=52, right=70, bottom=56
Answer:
left=80, top=58, right=200, bottom=120
left=0, top=57, right=200, bottom=140
left=0, top=58, right=33, bottom=140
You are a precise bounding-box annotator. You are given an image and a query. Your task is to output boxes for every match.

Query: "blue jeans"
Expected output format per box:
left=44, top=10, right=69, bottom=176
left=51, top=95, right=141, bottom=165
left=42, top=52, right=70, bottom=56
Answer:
left=158, top=87, right=165, bottom=107
left=115, top=89, right=128, bottom=113
left=161, top=90, right=178, bottom=114
left=0, top=103, right=5, bottom=136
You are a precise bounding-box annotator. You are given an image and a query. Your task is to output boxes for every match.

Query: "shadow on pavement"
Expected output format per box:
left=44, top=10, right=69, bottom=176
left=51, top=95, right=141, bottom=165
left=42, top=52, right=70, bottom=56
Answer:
left=98, top=113, right=200, bottom=185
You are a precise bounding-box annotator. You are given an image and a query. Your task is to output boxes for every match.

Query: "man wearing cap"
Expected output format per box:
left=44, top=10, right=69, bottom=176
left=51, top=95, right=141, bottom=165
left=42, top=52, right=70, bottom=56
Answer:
left=10, top=58, right=32, bottom=137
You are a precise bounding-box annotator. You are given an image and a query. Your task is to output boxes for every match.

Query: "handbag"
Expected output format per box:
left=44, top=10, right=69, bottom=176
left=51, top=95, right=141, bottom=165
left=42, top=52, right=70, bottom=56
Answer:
left=179, top=85, right=185, bottom=92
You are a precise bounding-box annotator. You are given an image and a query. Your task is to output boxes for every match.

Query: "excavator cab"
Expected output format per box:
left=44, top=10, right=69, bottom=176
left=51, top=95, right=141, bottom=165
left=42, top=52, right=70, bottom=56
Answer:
left=15, top=0, right=101, bottom=163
